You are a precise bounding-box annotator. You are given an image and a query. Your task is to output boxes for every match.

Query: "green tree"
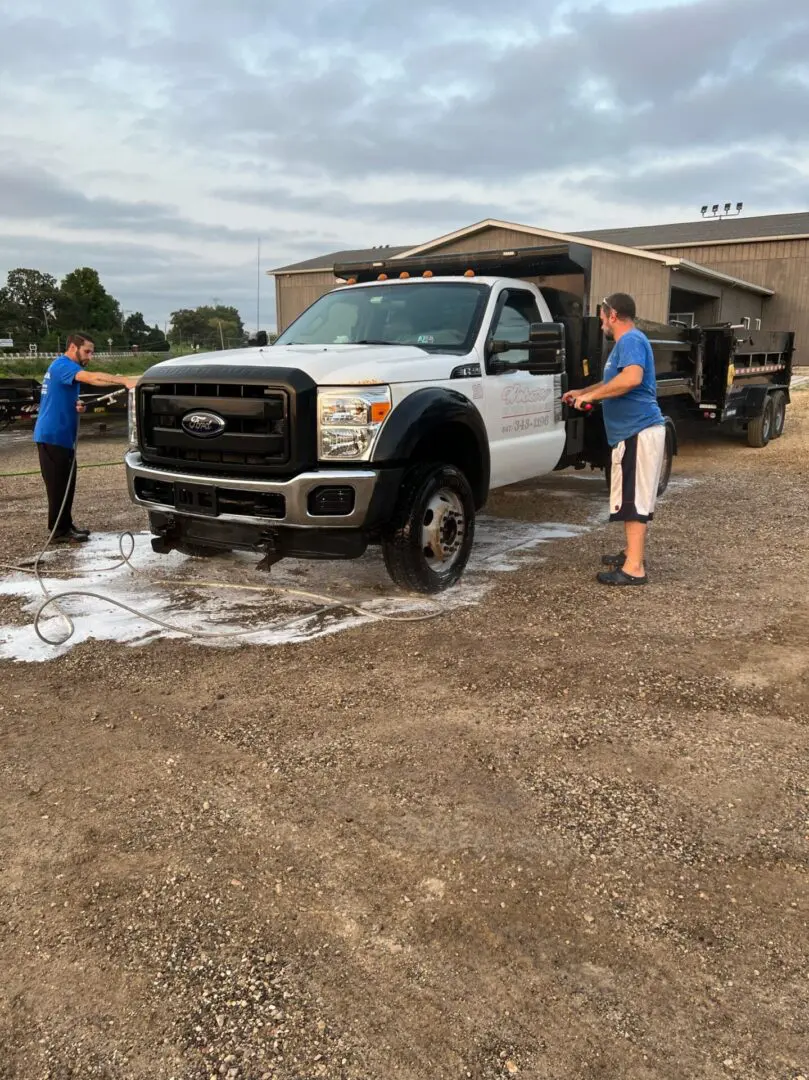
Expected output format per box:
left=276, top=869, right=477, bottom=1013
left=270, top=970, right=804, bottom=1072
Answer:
left=168, top=305, right=245, bottom=349
left=123, top=311, right=151, bottom=345
left=55, top=267, right=122, bottom=339
left=0, top=268, right=59, bottom=342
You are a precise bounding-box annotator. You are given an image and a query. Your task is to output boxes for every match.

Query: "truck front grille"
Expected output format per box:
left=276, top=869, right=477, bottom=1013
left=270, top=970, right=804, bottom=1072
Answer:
left=140, top=382, right=290, bottom=475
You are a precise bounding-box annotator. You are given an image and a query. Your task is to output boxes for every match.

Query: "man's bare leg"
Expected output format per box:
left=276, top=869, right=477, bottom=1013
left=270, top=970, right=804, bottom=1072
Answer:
left=623, top=521, right=647, bottom=577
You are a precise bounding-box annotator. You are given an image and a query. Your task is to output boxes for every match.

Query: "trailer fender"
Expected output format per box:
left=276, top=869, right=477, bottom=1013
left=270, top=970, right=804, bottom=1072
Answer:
left=734, top=385, right=772, bottom=420
left=372, top=388, right=490, bottom=508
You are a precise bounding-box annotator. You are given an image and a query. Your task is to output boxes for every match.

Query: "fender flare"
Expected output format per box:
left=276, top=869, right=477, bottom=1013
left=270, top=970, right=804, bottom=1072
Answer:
left=372, top=387, right=490, bottom=505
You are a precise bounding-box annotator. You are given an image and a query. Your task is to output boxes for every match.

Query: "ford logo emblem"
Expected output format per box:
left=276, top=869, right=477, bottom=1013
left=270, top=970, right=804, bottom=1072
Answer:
left=181, top=410, right=226, bottom=438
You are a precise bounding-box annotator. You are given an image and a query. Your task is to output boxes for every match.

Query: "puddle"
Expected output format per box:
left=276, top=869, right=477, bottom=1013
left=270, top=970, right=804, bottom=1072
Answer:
left=0, top=513, right=600, bottom=662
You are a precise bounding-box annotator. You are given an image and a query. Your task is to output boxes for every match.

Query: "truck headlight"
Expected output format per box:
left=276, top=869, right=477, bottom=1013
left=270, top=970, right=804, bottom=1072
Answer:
left=318, top=386, right=392, bottom=461
left=127, top=388, right=138, bottom=450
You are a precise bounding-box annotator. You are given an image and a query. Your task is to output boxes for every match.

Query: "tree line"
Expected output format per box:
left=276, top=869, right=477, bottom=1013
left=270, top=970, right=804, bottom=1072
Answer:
left=0, top=266, right=270, bottom=354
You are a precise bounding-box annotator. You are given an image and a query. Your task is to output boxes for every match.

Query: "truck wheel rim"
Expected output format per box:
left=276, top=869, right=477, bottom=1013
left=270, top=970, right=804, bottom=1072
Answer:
left=421, top=488, right=465, bottom=570
left=775, top=406, right=784, bottom=435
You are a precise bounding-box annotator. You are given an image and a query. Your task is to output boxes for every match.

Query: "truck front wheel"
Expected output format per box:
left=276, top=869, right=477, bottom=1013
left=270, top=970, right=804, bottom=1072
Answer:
left=382, top=463, right=475, bottom=593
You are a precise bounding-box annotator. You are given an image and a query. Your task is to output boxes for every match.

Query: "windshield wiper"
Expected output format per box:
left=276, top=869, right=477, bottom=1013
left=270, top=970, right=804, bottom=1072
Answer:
left=353, top=339, right=401, bottom=345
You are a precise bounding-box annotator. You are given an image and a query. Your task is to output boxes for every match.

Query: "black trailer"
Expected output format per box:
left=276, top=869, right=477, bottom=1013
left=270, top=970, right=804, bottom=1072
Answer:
left=0, top=377, right=129, bottom=426
left=0, top=378, right=40, bottom=423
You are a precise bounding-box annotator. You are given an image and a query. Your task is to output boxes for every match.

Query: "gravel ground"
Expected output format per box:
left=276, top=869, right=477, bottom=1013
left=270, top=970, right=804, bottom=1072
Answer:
left=0, top=396, right=807, bottom=1080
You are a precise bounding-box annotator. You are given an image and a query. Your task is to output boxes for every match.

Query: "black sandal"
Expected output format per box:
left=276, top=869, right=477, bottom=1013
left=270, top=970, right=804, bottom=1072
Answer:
left=597, top=567, right=647, bottom=586
left=601, top=551, right=626, bottom=567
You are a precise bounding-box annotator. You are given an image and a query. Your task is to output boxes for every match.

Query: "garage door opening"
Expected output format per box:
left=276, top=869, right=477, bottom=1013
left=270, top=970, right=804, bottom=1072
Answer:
left=669, top=287, right=719, bottom=329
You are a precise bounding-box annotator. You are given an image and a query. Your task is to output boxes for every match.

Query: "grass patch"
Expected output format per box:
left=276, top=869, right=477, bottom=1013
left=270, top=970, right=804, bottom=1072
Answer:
left=0, top=354, right=167, bottom=379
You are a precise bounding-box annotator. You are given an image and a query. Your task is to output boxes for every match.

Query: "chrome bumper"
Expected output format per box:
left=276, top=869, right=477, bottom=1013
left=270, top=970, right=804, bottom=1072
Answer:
left=125, top=451, right=380, bottom=528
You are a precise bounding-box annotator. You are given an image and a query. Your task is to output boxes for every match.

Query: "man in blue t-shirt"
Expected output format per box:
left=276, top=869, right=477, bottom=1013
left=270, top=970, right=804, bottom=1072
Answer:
left=33, top=333, right=139, bottom=543
left=563, top=293, right=667, bottom=586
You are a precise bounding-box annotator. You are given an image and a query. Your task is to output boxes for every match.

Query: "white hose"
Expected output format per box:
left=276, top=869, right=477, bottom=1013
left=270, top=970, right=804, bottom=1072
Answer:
left=2, top=437, right=445, bottom=647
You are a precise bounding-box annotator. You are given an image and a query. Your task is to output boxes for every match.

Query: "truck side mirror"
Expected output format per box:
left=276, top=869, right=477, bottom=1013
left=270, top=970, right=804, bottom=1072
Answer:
left=527, top=322, right=566, bottom=374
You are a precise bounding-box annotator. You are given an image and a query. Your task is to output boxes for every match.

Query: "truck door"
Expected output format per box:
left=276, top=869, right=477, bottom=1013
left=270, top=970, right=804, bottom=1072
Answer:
left=483, top=287, right=566, bottom=488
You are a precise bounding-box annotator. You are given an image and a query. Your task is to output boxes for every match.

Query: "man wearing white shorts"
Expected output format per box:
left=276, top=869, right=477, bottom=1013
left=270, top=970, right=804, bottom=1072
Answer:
left=563, top=292, right=666, bottom=586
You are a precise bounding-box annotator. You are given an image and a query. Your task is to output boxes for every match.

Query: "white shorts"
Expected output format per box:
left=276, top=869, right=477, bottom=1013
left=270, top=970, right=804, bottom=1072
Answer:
left=609, top=424, right=667, bottom=523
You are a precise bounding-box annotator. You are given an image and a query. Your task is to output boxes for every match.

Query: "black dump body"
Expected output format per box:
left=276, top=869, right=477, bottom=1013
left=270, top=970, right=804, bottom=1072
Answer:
left=335, top=243, right=796, bottom=431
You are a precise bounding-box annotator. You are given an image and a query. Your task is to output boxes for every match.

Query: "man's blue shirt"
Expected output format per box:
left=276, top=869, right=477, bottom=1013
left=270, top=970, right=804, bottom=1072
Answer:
left=600, top=328, right=664, bottom=445
left=33, top=355, right=82, bottom=449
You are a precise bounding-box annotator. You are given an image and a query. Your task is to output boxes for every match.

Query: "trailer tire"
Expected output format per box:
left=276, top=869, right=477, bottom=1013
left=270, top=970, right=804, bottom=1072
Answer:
left=747, top=396, right=774, bottom=448
left=770, top=391, right=786, bottom=439
left=382, top=462, right=475, bottom=594
left=657, top=428, right=674, bottom=496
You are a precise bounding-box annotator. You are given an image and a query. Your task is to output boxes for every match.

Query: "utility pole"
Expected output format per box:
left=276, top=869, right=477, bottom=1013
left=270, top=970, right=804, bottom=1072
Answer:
left=256, top=236, right=261, bottom=336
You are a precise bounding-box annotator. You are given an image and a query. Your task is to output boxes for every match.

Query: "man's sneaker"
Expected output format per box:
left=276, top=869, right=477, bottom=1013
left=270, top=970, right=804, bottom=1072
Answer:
left=71, top=525, right=91, bottom=536
left=53, top=527, right=90, bottom=544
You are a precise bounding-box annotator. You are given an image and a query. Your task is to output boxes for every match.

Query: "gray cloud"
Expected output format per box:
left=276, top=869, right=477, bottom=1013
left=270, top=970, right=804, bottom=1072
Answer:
left=213, top=185, right=521, bottom=230
left=0, top=165, right=302, bottom=246
left=159, top=0, right=809, bottom=182
left=2, top=0, right=808, bottom=329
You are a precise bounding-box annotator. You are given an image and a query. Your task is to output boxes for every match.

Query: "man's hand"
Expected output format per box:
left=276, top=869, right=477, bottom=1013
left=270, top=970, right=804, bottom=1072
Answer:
left=76, top=402, right=86, bottom=414
left=573, top=390, right=597, bottom=409
left=562, top=389, right=586, bottom=406
left=563, top=389, right=596, bottom=410
left=116, top=376, right=140, bottom=389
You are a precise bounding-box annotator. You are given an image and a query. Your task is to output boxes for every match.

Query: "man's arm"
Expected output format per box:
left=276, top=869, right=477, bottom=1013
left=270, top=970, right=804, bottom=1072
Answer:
left=576, top=366, right=643, bottom=404
left=75, top=370, right=139, bottom=389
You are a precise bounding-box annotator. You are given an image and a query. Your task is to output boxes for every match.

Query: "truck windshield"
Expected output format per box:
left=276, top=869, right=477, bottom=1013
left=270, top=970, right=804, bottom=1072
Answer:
left=275, top=281, right=491, bottom=353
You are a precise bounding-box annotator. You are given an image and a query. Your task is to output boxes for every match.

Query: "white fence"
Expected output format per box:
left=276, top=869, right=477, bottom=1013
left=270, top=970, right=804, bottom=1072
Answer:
left=1, top=351, right=148, bottom=362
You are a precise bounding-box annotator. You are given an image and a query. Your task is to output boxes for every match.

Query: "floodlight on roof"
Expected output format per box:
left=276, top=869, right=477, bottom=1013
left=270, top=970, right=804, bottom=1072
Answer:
left=700, top=201, right=744, bottom=221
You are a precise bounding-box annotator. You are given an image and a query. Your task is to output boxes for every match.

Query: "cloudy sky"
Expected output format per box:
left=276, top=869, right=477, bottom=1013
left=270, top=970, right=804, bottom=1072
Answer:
left=1, top=0, right=808, bottom=330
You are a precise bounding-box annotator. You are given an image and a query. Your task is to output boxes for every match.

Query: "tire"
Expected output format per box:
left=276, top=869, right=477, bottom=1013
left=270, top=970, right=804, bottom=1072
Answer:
left=747, top=396, right=774, bottom=448
left=657, top=428, right=674, bottom=496
left=382, top=462, right=475, bottom=593
left=770, top=391, right=787, bottom=439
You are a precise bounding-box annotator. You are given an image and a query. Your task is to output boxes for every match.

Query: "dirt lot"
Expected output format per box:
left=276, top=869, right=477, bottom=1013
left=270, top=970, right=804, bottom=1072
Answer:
left=1, top=397, right=807, bottom=1080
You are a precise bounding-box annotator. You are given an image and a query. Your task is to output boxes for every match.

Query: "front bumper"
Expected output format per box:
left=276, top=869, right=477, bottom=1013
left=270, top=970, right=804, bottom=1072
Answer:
left=125, top=451, right=387, bottom=529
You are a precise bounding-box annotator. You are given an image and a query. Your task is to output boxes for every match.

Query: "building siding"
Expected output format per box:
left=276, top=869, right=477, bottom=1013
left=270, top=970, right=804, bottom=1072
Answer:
left=590, top=250, right=670, bottom=322
left=275, top=272, right=340, bottom=332
left=653, top=239, right=809, bottom=349
left=422, top=227, right=544, bottom=256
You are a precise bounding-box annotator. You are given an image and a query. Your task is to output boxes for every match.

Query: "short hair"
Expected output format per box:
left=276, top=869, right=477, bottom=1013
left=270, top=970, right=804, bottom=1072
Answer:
left=67, top=333, right=94, bottom=349
left=602, top=293, right=636, bottom=320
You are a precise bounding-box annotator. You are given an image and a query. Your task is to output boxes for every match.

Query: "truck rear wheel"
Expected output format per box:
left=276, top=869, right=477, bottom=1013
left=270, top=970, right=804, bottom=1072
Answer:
left=747, top=396, right=774, bottom=448
left=382, top=463, right=475, bottom=593
left=770, top=391, right=787, bottom=439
